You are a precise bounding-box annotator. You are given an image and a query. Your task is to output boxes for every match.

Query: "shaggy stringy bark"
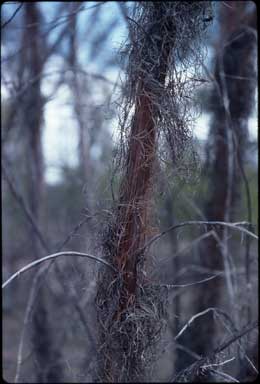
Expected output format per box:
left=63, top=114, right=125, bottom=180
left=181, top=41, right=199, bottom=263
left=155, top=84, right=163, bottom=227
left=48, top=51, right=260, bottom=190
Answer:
left=96, top=2, right=212, bottom=382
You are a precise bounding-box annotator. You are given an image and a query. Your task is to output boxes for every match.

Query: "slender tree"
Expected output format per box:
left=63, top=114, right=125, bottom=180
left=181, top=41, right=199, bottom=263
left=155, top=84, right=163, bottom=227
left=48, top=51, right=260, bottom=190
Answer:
left=22, top=4, right=62, bottom=382
left=67, top=2, right=91, bottom=183
left=176, top=2, right=257, bottom=379
left=96, top=3, right=212, bottom=382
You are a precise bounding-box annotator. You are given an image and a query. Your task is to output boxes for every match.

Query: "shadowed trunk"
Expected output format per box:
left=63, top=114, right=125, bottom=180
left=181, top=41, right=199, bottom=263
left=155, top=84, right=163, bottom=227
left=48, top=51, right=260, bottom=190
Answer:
left=176, top=2, right=257, bottom=380
left=23, top=4, right=62, bottom=382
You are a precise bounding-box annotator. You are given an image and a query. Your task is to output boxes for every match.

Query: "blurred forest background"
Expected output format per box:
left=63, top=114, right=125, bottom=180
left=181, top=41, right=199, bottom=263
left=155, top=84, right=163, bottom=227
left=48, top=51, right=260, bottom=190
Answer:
left=1, top=1, right=258, bottom=383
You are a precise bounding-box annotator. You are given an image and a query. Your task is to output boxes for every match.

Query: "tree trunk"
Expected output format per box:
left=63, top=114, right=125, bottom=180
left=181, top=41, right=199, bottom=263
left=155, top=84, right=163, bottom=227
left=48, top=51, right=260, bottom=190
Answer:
left=23, top=4, right=62, bottom=382
left=177, top=2, right=257, bottom=379
left=97, top=4, right=174, bottom=381
left=96, top=3, right=212, bottom=381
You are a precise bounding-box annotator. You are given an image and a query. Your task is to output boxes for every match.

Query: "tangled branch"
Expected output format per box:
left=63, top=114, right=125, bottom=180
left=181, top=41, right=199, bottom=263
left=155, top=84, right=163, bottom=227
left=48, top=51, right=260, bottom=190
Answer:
left=171, top=320, right=258, bottom=382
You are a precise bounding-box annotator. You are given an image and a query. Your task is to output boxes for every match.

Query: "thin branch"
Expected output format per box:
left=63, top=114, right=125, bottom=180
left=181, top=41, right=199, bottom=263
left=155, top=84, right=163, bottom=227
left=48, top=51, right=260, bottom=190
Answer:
left=142, top=220, right=258, bottom=252
left=154, top=272, right=221, bottom=289
left=182, top=193, right=207, bottom=220
left=169, top=230, right=216, bottom=261
left=213, top=309, right=258, bottom=378
left=175, top=308, right=217, bottom=341
left=218, top=52, right=237, bottom=309
left=10, top=1, right=106, bottom=30
left=1, top=2, right=106, bottom=66
left=55, top=215, right=92, bottom=250
left=210, top=369, right=239, bottom=383
left=1, top=3, right=23, bottom=28
left=174, top=343, right=201, bottom=360
left=2, top=67, right=118, bottom=105
left=171, top=321, right=258, bottom=382
left=213, top=320, right=258, bottom=355
left=2, top=161, right=50, bottom=251
left=192, top=45, right=256, bottom=323
left=2, top=251, right=117, bottom=289
left=201, top=356, right=236, bottom=369
left=221, top=1, right=234, bottom=10
left=3, top=156, right=99, bottom=380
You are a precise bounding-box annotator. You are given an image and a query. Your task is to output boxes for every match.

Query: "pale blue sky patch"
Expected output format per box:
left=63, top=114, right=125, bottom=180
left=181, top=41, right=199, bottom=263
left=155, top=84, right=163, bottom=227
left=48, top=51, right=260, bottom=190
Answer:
left=1, top=2, right=257, bottom=185
left=42, top=81, right=79, bottom=184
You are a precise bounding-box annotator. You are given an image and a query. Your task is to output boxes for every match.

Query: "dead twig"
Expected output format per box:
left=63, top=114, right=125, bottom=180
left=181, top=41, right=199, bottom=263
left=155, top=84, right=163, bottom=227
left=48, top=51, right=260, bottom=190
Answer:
left=171, top=321, right=258, bottom=382
left=142, top=220, right=258, bottom=252
left=210, top=369, right=239, bottom=382
left=175, top=308, right=219, bottom=341
left=2, top=251, right=117, bottom=289
left=2, top=161, right=50, bottom=251
left=214, top=320, right=258, bottom=355
left=1, top=3, right=23, bottom=29
left=154, top=273, right=222, bottom=289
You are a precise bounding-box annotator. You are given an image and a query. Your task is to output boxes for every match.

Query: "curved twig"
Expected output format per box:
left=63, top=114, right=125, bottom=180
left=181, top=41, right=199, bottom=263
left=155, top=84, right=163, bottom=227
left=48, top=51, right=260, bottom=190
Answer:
left=175, top=308, right=217, bottom=341
left=142, top=220, right=258, bottom=252
left=2, top=251, right=117, bottom=289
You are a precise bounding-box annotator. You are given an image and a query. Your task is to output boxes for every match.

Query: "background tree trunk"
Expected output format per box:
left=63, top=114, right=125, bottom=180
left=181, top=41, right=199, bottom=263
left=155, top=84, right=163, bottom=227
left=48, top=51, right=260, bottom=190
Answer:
left=176, top=2, right=257, bottom=379
left=23, top=4, right=62, bottom=382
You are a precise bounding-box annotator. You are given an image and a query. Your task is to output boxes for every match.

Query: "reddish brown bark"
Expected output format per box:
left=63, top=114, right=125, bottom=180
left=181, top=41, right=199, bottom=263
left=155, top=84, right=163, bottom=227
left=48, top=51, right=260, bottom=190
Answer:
left=116, top=89, right=156, bottom=289
left=114, top=82, right=170, bottom=319
left=97, top=3, right=214, bottom=381
left=112, top=5, right=172, bottom=318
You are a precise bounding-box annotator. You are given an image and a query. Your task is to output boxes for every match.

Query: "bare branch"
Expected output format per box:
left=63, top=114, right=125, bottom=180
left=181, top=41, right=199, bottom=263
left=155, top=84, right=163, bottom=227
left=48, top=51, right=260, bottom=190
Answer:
left=213, top=320, right=258, bottom=355
left=171, top=321, right=258, bottom=382
left=201, top=356, right=236, bottom=369
left=210, top=369, right=239, bottom=382
left=55, top=215, right=91, bottom=251
left=169, top=229, right=216, bottom=261
left=142, top=220, right=258, bottom=252
left=2, top=161, right=50, bottom=252
left=3, top=155, right=99, bottom=380
left=1, top=3, right=23, bottom=29
left=221, top=1, right=235, bottom=10
left=2, top=251, right=117, bottom=289
left=154, top=272, right=222, bottom=289
left=175, top=308, right=217, bottom=341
